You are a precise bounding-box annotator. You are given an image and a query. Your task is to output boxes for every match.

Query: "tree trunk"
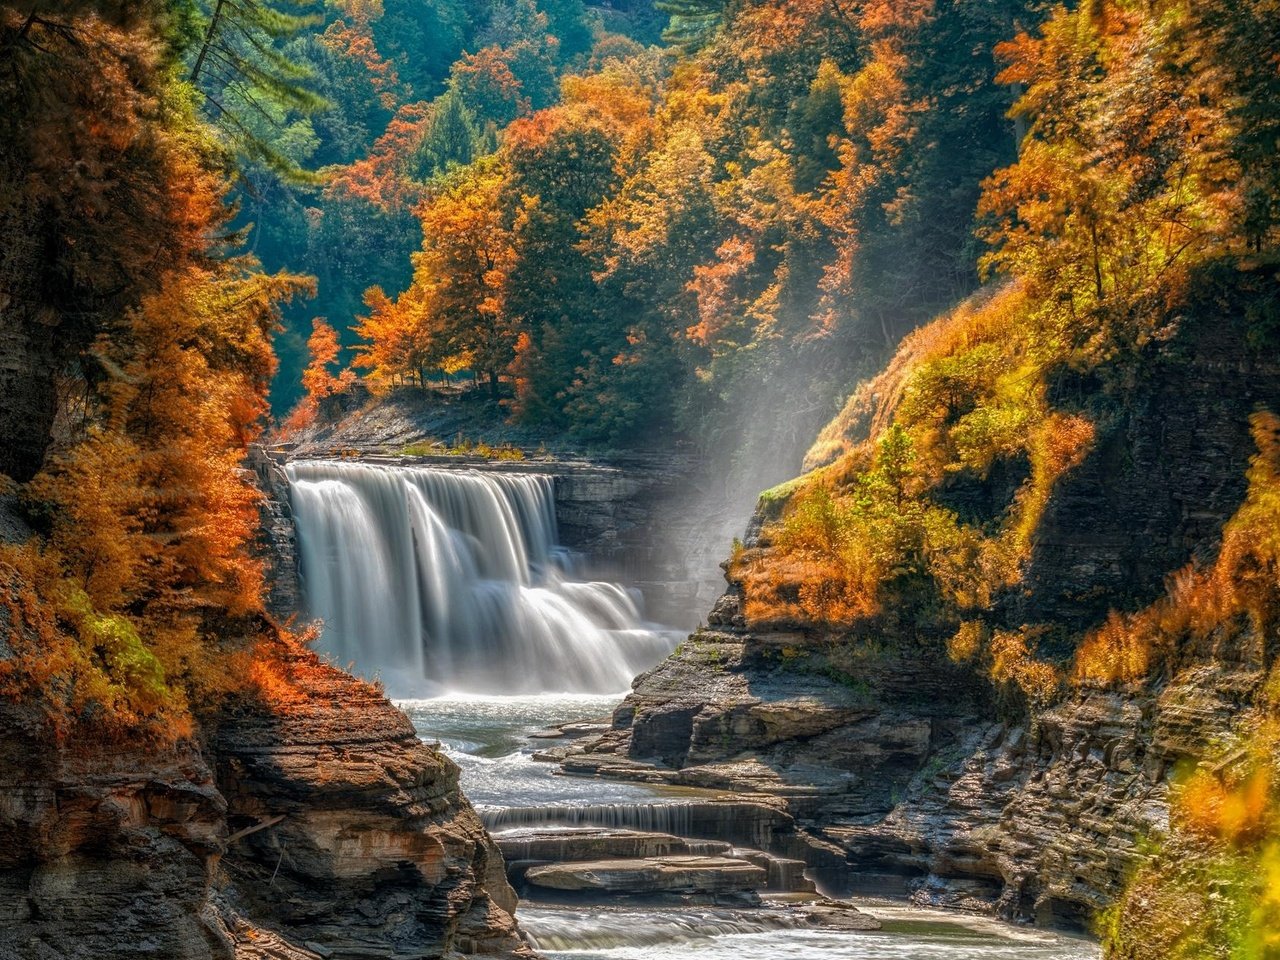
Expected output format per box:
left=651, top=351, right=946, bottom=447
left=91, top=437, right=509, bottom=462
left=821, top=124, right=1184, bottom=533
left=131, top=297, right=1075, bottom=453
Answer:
left=189, top=0, right=226, bottom=86
left=0, top=302, right=60, bottom=482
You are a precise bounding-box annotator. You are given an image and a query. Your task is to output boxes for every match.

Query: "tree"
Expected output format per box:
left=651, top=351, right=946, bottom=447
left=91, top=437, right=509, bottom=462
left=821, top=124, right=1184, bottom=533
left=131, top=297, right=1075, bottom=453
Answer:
left=351, top=158, right=516, bottom=394
left=301, top=317, right=355, bottom=400
left=978, top=2, right=1229, bottom=321
left=0, top=5, right=217, bottom=481
left=503, top=108, right=621, bottom=422
left=1187, top=0, right=1280, bottom=250
left=413, top=88, right=486, bottom=179
left=189, top=0, right=328, bottom=176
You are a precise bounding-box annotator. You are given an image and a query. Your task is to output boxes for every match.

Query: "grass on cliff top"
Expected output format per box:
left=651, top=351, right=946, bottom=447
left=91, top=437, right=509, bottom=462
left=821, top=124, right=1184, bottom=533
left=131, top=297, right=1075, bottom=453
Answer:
left=399, top=437, right=531, bottom=461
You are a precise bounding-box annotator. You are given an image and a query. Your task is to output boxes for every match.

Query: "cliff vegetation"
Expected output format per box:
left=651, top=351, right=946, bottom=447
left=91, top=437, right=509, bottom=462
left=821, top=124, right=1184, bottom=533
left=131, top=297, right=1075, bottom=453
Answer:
left=722, top=1, right=1280, bottom=953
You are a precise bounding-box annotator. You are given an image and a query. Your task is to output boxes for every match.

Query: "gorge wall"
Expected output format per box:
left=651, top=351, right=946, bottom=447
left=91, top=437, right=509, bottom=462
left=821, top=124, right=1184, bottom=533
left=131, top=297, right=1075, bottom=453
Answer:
left=557, top=273, right=1280, bottom=930
left=0, top=634, right=532, bottom=960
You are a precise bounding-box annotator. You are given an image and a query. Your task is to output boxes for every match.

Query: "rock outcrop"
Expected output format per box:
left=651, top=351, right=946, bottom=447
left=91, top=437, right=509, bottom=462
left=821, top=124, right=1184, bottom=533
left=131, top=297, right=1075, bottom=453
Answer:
left=559, top=569, right=1264, bottom=930
left=0, top=707, right=230, bottom=960
left=523, top=855, right=767, bottom=901
left=248, top=448, right=301, bottom=622
left=0, top=647, right=533, bottom=959
left=212, top=646, right=531, bottom=959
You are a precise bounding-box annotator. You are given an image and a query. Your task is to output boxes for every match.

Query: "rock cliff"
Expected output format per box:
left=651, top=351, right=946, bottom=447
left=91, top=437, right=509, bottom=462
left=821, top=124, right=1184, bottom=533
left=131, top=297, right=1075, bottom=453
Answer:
left=0, top=641, right=532, bottom=959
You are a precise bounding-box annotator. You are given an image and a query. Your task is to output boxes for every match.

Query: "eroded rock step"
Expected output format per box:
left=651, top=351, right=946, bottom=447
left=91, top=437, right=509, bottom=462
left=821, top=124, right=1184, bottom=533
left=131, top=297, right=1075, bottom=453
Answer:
left=524, top=855, right=768, bottom=903
left=494, top=827, right=818, bottom=901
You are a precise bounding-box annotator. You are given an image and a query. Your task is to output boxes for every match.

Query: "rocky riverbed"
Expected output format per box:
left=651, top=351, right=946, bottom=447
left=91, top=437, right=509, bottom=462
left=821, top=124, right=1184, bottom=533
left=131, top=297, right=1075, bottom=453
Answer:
left=400, top=693, right=1100, bottom=959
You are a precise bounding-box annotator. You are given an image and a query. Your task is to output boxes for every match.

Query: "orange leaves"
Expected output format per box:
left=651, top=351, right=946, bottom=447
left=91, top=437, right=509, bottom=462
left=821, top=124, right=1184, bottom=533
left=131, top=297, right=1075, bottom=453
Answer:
left=302, top=318, right=354, bottom=401
left=30, top=433, right=147, bottom=610
left=688, top=236, right=756, bottom=347
left=11, top=254, right=304, bottom=738
left=452, top=46, right=530, bottom=125
left=321, top=19, right=402, bottom=110
left=352, top=159, right=517, bottom=389
left=326, top=101, right=432, bottom=213
left=992, top=32, right=1042, bottom=89
left=351, top=285, right=429, bottom=386
left=561, top=67, right=658, bottom=172
left=1073, top=610, right=1153, bottom=685
left=980, top=1, right=1236, bottom=314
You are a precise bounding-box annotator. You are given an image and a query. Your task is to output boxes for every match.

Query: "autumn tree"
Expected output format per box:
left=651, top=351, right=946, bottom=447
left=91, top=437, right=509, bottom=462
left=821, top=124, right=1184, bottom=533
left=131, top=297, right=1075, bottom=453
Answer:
left=1187, top=0, right=1280, bottom=250
left=0, top=0, right=313, bottom=734
left=979, top=1, right=1231, bottom=325
left=301, top=317, right=354, bottom=400
left=415, top=160, right=517, bottom=396
left=1, top=4, right=221, bottom=482
left=504, top=107, right=622, bottom=422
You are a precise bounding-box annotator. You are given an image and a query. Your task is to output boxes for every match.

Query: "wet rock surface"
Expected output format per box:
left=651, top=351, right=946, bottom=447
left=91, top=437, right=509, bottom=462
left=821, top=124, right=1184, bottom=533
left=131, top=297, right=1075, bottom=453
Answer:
left=523, top=855, right=768, bottom=900
left=558, top=592, right=1255, bottom=928
left=495, top=827, right=732, bottom=864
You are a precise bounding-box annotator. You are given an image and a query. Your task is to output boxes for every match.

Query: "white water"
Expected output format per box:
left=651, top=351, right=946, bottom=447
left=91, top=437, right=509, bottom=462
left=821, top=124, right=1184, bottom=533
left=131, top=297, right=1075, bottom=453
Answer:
left=286, top=461, right=678, bottom=697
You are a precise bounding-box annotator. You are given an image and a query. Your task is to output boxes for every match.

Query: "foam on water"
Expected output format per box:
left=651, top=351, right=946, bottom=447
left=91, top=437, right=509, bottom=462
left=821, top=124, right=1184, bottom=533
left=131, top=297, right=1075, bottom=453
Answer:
left=399, top=694, right=684, bottom=808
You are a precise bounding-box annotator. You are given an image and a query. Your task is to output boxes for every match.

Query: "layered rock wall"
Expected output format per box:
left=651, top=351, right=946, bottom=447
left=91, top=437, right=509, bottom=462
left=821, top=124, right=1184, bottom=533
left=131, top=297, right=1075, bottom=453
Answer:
left=0, top=651, right=532, bottom=959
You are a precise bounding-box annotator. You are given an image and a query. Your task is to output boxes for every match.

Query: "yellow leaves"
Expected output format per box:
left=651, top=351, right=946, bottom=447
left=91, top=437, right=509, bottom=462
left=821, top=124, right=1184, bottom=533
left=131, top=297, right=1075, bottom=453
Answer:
left=1177, top=765, right=1274, bottom=847
left=948, top=620, right=986, bottom=663
left=560, top=68, right=657, bottom=173
left=1073, top=610, right=1152, bottom=685
left=989, top=627, right=1062, bottom=707
left=30, top=431, right=148, bottom=610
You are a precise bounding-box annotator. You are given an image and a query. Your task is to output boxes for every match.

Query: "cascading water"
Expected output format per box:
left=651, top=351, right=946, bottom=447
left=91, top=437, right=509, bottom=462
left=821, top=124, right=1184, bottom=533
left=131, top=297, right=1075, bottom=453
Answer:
left=286, top=459, right=677, bottom=696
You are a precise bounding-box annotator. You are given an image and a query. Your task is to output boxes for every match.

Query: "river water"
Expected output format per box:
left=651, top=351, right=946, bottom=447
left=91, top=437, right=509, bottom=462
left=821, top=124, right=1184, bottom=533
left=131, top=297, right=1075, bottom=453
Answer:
left=401, top=694, right=1102, bottom=960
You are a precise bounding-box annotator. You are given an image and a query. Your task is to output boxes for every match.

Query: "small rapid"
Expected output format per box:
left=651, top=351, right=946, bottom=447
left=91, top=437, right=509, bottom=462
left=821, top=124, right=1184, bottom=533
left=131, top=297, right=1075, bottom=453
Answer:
left=285, top=460, right=678, bottom=696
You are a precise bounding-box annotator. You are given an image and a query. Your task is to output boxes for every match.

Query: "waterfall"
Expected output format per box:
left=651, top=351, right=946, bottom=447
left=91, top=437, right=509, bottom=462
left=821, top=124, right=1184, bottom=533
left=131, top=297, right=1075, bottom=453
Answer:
left=285, top=459, right=676, bottom=696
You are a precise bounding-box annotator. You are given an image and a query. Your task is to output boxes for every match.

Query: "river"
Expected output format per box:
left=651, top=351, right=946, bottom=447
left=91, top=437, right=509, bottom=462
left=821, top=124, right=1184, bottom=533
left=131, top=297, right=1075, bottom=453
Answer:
left=401, top=695, right=1101, bottom=960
